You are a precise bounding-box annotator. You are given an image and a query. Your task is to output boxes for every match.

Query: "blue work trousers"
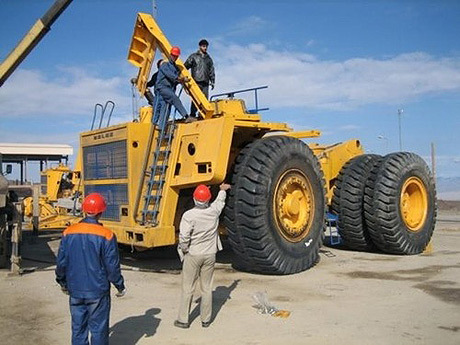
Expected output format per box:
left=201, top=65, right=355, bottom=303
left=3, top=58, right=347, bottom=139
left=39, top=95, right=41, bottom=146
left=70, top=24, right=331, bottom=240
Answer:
left=157, top=87, right=188, bottom=117
left=70, top=294, right=111, bottom=345
left=153, top=92, right=167, bottom=128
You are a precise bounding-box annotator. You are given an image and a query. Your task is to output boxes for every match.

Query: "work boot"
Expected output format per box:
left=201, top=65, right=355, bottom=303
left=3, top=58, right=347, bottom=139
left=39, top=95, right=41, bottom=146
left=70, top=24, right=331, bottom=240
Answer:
left=174, top=320, right=190, bottom=329
left=184, top=116, right=198, bottom=123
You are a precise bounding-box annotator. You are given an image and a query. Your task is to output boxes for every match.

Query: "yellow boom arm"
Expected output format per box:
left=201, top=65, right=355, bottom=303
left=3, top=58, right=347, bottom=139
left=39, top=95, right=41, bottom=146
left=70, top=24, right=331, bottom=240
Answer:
left=0, top=0, right=73, bottom=87
left=127, top=13, right=214, bottom=118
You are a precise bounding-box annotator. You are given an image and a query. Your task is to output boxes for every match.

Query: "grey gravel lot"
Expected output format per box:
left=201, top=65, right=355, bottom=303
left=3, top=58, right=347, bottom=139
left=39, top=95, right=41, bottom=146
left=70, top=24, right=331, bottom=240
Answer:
left=1, top=211, right=459, bottom=345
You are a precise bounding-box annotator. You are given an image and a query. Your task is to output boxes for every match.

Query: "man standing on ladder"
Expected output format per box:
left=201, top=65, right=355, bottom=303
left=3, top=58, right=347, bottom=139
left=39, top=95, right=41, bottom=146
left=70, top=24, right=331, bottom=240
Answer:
left=155, top=46, right=190, bottom=127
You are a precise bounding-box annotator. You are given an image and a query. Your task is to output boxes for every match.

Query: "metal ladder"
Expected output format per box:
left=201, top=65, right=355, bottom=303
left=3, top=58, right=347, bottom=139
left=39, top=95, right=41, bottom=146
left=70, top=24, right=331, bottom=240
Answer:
left=141, top=101, right=176, bottom=225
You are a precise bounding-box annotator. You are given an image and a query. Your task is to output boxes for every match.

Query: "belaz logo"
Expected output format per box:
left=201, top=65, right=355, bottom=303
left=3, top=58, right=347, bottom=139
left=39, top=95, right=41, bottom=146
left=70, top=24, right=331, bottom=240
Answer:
left=93, top=132, right=114, bottom=140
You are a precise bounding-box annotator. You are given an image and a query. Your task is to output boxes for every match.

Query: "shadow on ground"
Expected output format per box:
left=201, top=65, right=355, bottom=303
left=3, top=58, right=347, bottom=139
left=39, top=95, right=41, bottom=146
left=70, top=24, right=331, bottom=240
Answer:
left=189, top=279, right=241, bottom=325
left=109, top=307, right=161, bottom=344
left=13, top=231, right=237, bottom=274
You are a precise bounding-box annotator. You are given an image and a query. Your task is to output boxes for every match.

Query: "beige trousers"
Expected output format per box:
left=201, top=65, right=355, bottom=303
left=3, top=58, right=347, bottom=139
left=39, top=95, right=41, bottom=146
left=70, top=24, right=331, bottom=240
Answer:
left=177, top=253, right=216, bottom=323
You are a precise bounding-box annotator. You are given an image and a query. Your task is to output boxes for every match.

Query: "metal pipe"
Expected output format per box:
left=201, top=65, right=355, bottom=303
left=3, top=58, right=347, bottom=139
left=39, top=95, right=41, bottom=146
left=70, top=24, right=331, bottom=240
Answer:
left=0, top=0, right=73, bottom=86
left=92, top=103, right=103, bottom=130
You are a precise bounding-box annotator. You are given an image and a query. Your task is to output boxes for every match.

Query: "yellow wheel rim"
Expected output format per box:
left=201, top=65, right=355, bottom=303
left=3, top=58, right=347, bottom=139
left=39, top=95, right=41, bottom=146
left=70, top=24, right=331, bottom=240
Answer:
left=273, top=170, right=314, bottom=243
left=400, top=176, right=428, bottom=232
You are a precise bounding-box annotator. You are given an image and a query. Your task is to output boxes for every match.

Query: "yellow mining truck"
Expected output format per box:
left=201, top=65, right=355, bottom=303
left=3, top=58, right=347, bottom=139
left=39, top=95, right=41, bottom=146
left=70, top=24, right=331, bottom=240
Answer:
left=77, top=13, right=436, bottom=274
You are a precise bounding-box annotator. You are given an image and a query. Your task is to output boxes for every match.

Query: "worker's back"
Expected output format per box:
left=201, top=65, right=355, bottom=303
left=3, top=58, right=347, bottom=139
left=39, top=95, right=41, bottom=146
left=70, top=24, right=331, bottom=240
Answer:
left=180, top=190, right=226, bottom=256
left=56, top=217, right=124, bottom=299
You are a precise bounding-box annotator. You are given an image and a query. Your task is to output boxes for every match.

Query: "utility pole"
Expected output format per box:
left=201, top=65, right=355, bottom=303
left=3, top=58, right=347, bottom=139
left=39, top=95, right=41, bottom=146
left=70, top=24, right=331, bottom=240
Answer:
left=152, top=0, right=158, bottom=18
left=398, top=108, right=404, bottom=151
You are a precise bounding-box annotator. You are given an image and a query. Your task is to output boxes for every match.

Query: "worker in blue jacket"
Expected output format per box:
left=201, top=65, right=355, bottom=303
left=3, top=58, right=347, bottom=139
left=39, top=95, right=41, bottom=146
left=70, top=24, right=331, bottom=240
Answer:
left=56, top=193, right=126, bottom=345
left=155, top=46, right=190, bottom=126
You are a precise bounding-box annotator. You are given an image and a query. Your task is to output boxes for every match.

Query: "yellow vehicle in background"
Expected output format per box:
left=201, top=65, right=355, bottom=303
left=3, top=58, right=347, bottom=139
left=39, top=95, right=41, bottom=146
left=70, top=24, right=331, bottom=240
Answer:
left=1, top=0, right=76, bottom=231
left=76, top=13, right=436, bottom=274
left=23, top=161, right=82, bottom=229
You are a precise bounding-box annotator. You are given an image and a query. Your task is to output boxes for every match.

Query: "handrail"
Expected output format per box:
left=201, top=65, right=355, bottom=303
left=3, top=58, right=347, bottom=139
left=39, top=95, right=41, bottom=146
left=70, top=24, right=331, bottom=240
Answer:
left=104, top=101, right=115, bottom=127
left=211, top=86, right=269, bottom=114
left=91, top=103, right=103, bottom=130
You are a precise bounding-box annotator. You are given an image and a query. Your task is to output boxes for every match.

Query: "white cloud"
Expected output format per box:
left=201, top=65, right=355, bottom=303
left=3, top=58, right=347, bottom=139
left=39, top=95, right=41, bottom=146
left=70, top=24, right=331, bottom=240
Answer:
left=212, top=45, right=460, bottom=110
left=2, top=45, right=460, bottom=121
left=227, top=16, right=268, bottom=37
left=0, top=67, right=132, bottom=118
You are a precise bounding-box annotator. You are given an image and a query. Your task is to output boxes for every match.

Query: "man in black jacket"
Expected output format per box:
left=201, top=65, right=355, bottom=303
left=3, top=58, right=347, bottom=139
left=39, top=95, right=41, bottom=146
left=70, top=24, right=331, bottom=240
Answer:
left=184, top=39, right=215, bottom=118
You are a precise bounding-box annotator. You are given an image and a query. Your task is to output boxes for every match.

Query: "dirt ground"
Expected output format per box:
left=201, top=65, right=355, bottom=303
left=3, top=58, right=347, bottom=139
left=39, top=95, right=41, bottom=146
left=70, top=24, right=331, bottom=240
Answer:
left=1, top=209, right=459, bottom=345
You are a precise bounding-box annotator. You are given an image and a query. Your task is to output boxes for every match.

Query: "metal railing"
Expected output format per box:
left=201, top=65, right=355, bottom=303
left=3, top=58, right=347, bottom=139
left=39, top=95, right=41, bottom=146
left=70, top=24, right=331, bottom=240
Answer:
left=210, top=86, right=269, bottom=114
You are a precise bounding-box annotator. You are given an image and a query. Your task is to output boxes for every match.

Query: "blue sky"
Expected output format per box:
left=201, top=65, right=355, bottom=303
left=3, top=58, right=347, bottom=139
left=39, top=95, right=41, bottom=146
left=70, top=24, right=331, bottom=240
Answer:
left=1, top=0, right=460, bottom=184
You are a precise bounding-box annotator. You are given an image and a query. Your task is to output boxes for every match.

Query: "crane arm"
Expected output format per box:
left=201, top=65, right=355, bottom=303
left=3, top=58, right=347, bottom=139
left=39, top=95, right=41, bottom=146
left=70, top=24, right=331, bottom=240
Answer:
left=0, top=0, right=73, bottom=87
left=127, top=13, right=214, bottom=119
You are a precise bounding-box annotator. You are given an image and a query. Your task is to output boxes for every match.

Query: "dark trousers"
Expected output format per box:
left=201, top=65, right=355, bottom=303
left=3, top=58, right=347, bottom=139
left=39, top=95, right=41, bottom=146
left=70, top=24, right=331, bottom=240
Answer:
left=153, top=92, right=166, bottom=126
left=190, top=82, right=209, bottom=117
left=157, top=87, right=188, bottom=117
left=70, top=294, right=110, bottom=345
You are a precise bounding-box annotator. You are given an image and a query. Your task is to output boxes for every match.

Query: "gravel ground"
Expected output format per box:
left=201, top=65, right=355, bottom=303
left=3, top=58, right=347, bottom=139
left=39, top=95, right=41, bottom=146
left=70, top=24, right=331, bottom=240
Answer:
left=0, top=210, right=459, bottom=345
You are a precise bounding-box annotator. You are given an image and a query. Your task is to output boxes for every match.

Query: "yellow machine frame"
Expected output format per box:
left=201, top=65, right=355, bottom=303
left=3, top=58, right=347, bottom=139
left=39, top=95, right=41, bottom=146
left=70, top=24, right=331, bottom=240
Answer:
left=78, top=13, right=362, bottom=249
left=23, top=158, right=82, bottom=229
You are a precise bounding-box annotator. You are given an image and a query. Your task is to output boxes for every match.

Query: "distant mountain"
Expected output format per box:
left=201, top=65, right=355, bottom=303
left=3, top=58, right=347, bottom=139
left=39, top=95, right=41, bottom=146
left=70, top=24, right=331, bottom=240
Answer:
left=437, top=177, right=460, bottom=201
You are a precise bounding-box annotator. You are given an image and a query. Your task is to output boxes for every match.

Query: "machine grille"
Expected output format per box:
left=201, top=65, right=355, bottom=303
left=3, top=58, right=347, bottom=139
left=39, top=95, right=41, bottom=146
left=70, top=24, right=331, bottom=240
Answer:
left=84, top=184, right=128, bottom=221
left=83, top=140, right=127, bottom=180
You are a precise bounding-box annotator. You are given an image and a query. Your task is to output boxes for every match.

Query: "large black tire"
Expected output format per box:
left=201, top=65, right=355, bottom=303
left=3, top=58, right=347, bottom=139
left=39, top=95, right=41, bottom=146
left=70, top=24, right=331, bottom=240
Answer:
left=331, top=154, right=381, bottom=251
left=364, top=152, right=437, bottom=254
left=223, top=143, right=258, bottom=272
left=224, top=136, right=326, bottom=274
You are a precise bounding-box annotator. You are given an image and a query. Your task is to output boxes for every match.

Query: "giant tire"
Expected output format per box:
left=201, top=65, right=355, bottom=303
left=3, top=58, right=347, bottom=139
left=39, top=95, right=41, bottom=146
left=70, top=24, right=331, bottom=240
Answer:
left=224, top=136, right=326, bottom=274
left=331, top=154, right=381, bottom=251
left=223, top=143, right=258, bottom=271
left=364, top=152, right=436, bottom=254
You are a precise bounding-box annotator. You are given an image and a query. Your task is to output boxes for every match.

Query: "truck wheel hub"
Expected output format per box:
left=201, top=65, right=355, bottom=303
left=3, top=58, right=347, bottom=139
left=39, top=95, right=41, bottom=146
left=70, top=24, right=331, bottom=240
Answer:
left=274, top=171, right=314, bottom=242
left=400, top=176, right=428, bottom=231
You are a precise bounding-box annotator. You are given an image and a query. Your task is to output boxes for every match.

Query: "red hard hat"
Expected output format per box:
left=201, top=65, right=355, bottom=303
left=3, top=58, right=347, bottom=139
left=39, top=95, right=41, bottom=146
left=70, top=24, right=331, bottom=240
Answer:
left=193, top=185, right=211, bottom=203
left=82, top=193, right=107, bottom=214
left=170, top=46, right=181, bottom=56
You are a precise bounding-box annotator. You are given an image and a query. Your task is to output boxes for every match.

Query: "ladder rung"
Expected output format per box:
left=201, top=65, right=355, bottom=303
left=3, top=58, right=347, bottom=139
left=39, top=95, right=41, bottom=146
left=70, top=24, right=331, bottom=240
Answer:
left=144, top=195, right=162, bottom=201
left=154, top=150, right=171, bottom=157
left=142, top=209, right=158, bottom=214
left=153, top=166, right=168, bottom=174
left=147, top=180, right=164, bottom=186
left=141, top=117, right=176, bottom=222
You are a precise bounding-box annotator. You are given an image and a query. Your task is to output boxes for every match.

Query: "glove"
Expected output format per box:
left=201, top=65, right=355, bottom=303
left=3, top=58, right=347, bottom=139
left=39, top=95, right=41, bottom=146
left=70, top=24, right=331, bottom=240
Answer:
left=178, top=76, right=190, bottom=83
left=130, top=77, right=138, bottom=84
left=61, top=286, right=69, bottom=295
left=210, top=82, right=215, bottom=90
left=116, top=288, right=127, bottom=298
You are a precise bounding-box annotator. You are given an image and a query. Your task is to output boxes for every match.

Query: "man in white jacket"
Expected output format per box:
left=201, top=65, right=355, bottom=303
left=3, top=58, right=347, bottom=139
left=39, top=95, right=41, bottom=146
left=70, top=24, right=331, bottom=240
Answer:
left=174, top=183, right=231, bottom=329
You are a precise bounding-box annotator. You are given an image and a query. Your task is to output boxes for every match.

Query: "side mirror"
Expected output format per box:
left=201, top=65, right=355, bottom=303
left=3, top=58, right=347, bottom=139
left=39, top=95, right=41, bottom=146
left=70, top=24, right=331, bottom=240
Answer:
left=5, top=164, right=12, bottom=175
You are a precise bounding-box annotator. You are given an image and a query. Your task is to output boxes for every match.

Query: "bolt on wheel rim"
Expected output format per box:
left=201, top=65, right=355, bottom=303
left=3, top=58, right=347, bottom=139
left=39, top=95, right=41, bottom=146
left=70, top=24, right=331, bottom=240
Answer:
left=273, top=170, right=314, bottom=242
left=400, top=176, right=428, bottom=231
